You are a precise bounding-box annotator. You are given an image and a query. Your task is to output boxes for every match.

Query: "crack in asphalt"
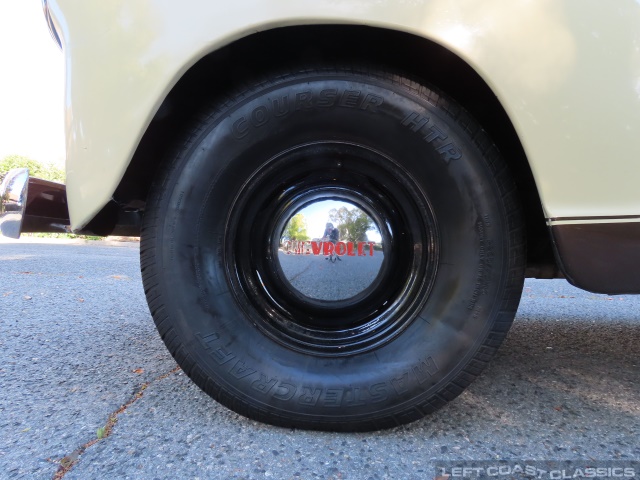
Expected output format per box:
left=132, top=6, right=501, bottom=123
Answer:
left=51, top=366, right=181, bottom=479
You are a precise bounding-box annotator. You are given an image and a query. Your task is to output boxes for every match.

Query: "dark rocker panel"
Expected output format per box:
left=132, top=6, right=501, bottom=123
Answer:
left=551, top=222, right=640, bottom=294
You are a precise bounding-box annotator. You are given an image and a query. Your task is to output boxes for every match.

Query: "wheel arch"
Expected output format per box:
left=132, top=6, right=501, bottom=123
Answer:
left=105, top=25, right=555, bottom=274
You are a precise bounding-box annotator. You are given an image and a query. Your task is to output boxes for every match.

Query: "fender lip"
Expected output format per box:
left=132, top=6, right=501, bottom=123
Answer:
left=0, top=168, right=71, bottom=239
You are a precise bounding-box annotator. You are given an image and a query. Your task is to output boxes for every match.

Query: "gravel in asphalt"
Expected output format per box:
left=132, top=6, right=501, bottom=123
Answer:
left=0, top=239, right=638, bottom=479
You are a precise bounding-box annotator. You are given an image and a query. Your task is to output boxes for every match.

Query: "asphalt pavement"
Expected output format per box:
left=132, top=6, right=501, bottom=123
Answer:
left=0, top=239, right=638, bottom=479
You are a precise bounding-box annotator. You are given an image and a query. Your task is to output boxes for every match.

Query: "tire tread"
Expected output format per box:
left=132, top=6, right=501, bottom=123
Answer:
left=140, top=63, right=526, bottom=432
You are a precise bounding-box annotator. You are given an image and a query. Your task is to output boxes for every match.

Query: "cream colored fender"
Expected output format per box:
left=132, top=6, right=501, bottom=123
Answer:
left=48, top=0, right=640, bottom=230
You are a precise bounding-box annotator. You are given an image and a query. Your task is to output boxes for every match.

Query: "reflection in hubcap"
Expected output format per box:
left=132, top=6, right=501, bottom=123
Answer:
left=278, top=200, right=385, bottom=301
left=225, top=141, right=438, bottom=355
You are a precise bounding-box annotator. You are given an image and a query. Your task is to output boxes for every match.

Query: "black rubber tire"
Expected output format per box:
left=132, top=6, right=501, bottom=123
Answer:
left=141, top=66, right=525, bottom=431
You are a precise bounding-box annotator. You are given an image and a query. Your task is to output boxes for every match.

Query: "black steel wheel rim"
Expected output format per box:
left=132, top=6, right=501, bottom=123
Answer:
left=224, top=141, right=439, bottom=356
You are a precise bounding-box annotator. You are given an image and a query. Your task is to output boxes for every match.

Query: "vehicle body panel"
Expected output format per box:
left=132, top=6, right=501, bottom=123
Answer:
left=48, top=0, right=640, bottom=230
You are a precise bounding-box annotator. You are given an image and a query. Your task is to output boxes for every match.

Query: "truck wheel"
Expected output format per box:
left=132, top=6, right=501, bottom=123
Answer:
left=140, top=66, right=525, bottom=431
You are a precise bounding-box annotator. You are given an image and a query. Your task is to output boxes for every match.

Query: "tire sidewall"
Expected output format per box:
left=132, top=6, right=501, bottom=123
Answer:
left=149, top=72, right=513, bottom=426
